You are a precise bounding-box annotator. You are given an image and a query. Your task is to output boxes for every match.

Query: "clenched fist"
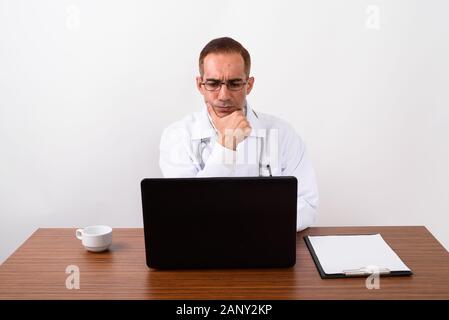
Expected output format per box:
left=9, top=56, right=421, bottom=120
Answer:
left=207, top=103, right=252, bottom=151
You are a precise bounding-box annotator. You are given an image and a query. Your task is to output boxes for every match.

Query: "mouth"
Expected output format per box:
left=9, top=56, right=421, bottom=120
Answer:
left=215, top=105, right=234, bottom=109
left=215, top=106, right=236, bottom=113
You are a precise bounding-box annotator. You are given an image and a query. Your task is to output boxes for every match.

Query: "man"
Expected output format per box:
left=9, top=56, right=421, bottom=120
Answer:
left=159, top=37, right=318, bottom=231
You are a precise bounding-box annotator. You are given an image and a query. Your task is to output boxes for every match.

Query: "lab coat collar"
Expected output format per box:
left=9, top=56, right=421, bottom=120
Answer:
left=191, top=104, right=264, bottom=140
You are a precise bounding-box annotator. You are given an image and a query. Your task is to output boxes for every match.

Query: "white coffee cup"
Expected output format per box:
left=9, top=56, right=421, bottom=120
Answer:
left=76, top=225, right=113, bottom=252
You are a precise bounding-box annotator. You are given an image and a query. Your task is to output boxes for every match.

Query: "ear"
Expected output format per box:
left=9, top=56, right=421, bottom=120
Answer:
left=246, top=76, right=255, bottom=95
left=196, top=76, right=204, bottom=95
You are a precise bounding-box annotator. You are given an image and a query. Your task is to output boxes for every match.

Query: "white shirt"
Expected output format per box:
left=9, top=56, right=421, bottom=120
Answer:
left=159, top=105, right=319, bottom=231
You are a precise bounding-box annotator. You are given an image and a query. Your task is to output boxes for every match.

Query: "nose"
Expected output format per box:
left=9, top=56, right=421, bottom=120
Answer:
left=217, top=83, right=231, bottom=101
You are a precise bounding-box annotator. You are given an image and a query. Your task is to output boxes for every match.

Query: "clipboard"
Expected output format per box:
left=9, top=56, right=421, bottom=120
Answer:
left=304, top=235, right=413, bottom=279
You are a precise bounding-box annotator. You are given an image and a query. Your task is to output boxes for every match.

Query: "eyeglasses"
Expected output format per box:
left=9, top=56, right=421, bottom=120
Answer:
left=200, top=78, right=248, bottom=91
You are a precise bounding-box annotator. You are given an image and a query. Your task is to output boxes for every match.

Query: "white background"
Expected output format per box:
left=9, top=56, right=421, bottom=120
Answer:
left=1, top=0, right=448, bottom=263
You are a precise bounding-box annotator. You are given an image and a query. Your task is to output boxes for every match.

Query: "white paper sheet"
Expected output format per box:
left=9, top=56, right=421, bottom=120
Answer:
left=308, top=234, right=411, bottom=275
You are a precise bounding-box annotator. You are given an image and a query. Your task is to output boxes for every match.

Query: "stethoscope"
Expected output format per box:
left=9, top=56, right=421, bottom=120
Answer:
left=198, top=138, right=211, bottom=168
left=197, top=109, right=272, bottom=176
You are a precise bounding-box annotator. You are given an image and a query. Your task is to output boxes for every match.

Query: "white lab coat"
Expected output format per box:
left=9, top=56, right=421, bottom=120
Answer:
left=159, top=105, right=319, bottom=231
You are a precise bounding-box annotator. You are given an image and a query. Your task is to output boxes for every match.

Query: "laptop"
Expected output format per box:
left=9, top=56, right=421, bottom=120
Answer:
left=140, top=176, right=298, bottom=269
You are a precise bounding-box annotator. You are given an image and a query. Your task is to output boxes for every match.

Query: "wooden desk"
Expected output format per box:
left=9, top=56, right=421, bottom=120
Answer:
left=0, top=226, right=448, bottom=299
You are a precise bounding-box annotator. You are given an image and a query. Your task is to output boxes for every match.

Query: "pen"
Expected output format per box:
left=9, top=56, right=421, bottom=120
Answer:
left=343, top=267, right=391, bottom=276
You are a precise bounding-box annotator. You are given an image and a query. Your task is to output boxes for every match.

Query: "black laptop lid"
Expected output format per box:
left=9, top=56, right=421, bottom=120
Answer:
left=141, top=176, right=297, bottom=269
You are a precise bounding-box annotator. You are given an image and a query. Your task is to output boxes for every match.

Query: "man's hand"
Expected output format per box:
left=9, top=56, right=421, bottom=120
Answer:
left=207, top=103, right=252, bottom=151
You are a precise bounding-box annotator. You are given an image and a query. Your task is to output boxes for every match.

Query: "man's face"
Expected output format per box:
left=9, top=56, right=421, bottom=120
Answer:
left=196, top=53, right=254, bottom=118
